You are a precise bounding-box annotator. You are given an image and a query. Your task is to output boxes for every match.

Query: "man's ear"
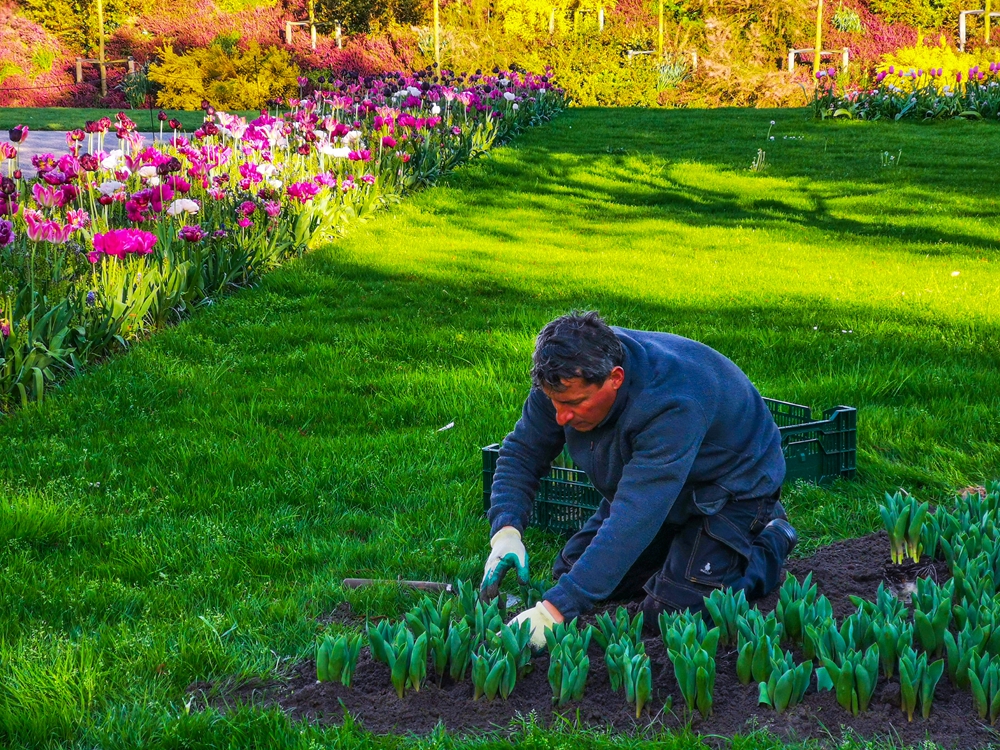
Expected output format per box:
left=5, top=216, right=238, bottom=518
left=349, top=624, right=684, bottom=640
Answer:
left=609, top=366, right=625, bottom=390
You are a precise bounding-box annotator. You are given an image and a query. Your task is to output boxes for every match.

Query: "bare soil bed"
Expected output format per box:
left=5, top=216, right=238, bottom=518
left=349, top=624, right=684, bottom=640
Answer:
left=194, top=532, right=999, bottom=748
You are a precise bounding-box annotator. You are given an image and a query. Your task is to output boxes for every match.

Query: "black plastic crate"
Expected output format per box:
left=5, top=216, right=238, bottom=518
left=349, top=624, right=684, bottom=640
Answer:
left=482, top=397, right=856, bottom=536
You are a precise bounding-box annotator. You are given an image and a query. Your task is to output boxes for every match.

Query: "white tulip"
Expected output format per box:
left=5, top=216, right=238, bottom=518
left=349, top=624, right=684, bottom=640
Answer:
left=101, top=149, right=124, bottom=170
left=137, top=165, right=158, bottom=178
left=166, top=198, right=200, bottom=216
left=431, top=104, right=441, bottom=115
left=98, top=180, right=125, bottom=195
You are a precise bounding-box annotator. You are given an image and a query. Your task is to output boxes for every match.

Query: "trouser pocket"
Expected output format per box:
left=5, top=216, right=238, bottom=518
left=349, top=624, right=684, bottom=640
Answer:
left=643, top=505, right=756, bottom=613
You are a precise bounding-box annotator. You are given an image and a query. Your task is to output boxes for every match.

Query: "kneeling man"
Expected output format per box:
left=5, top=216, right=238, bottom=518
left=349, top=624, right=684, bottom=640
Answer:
left=482, top=312, right=798, bottom=646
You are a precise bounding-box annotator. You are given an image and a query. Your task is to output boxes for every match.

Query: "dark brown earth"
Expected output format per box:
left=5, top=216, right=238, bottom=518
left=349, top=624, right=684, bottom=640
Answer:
left=192, top=532, right=1000, bottom=747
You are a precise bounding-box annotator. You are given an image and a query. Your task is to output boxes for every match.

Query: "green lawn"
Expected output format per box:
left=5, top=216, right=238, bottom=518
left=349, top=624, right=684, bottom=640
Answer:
left=2, top=107, right=999, bottom=748
left=0, top=107, right=259, bottom=131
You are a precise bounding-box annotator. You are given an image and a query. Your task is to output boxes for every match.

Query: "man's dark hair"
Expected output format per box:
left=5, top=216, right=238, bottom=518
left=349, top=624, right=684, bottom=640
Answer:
left=531, top=311, right=625, bottom=392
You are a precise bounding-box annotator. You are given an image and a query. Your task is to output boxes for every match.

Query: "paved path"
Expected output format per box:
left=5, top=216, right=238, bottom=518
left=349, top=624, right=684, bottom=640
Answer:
left=7, top=131, right=162, bottom=170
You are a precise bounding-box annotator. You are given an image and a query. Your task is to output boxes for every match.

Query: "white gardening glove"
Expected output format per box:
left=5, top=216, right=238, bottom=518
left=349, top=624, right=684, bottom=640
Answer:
left=480, top=526, right=529, bottom=602
left=508, top=602, right=558, bottom=650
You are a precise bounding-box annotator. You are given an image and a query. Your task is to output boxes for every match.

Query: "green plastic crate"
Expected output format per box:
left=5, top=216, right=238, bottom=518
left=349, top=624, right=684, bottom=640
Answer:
left=482, top=397, right=856, bottom=536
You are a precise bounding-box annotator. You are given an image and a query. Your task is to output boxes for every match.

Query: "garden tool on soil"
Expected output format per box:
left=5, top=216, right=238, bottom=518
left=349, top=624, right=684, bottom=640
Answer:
left=480, top=526, right=530, bottom=603
left=342, top=577, right=454, bottom=594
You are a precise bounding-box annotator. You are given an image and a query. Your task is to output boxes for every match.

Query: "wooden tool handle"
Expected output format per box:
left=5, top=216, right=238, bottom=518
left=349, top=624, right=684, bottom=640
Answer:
left=342, top=578, right=453, bottom=593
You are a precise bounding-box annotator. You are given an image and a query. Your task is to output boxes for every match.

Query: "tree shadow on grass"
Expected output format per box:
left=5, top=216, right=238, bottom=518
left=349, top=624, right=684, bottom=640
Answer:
left=442, top=160, right=1000, bottom=261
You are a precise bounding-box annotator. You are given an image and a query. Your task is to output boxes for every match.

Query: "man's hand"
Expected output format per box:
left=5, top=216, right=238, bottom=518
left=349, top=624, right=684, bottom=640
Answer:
left=508, top=601, right=564, bottom=649
left=481, top=526, right=529, bottom=601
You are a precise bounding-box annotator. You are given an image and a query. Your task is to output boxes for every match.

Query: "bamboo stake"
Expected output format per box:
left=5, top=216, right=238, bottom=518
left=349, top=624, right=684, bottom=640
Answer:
left=813, top=0, right=824, bottom=76
left=658, top=0, right=664, bottom=58
left=97, top=0, right=106, bottom=97
left=434, top=0, right=441, bottom=68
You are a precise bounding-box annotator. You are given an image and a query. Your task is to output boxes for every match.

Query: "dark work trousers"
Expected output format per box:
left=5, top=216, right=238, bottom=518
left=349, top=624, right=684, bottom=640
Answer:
left=552, top=493, right=788, bottom=620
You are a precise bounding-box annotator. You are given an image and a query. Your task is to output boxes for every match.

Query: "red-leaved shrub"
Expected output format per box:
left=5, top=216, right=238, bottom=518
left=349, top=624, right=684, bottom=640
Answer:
left=0, top=2, right=77, bottom=106
left=106, top=0, right=303, bottom=62
left=293, top=30, right=417, bottom=74
left=825, top=0, right=922, bottom=71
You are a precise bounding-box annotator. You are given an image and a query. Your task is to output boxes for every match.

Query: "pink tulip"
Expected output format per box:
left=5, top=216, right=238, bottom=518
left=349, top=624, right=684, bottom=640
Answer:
left=23, top=209, right=73, bottom=243
left=91, top=229, right=157, bottom=261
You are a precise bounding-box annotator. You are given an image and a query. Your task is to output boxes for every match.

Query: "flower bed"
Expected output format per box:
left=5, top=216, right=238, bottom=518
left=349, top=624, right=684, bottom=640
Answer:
left=197, top=485, right=1000, bottom=748
left=0, top=68, right=564, bottom=409
left=815, top=63, right=1000, bottom=121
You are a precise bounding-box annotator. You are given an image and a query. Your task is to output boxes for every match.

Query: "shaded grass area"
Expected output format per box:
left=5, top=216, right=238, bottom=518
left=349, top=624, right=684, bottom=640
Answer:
left=1, top=107, right=999, bottom=747
left=0, top=107, right=258, bottom=131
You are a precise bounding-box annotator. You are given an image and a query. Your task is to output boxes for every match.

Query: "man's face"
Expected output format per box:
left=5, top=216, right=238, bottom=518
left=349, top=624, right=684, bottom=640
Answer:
left=542, top=366, right=625, bottom=432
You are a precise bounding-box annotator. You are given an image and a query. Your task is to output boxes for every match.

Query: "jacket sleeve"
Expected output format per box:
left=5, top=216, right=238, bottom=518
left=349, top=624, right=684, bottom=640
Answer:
left=487, top=387, right=566, bottom=536
left=543, top=397, right=707, bottom=620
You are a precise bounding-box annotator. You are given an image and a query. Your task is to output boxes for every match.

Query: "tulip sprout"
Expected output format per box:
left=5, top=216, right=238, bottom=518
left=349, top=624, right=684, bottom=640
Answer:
left=880, top=491, right=929, bottom=564
left=734, top=610, right=784, bottom=686
left=898, top=646, right=945, bottom=721
left=969, top=653, right=1000, bottom=724
left=944, top=622, right=990, bottom=689
left=521, top=578, right=551, bottom=609
left=662, top=612, right=719, bottom=718
left=405, top=593, right=453, bottom=684
left=667, top=637, right=718, bottom=718
left=816, top=645, right=880, bottom=715
left=593, top=605, right=644, bottom=651
left=704, top=588, right=750, bottom=647
left=737, top=631, right=778, bottom=686
left=952, top=553, right=999, bottom=612
left=547, top=619, right=592, bottom=707
left=659, top=609, right=713, bottom=653
left=604, top=639, right=652, bottom=717
left=838, top=609, right=877, bottom=652
left=871, top=619, right=914, bottom=679
left=805, top=618, right=847, bottom=664
left=850, top=582, right=908, bottom=623
left=368, top=624, right=429, bottom=699
left=775, top=572, right=818, bottom=643
left=487, top=620, right=533, bottom=678
left=470, top=645, right=516, bottom=700
left=455, top=578, right=478, bottom=623
left=658, top=608, right=708, bottom=646
left=445, top=620, right=474, bottom=681
left=623, top=648, right=653, bottom=718
left=912, top=578, right=953, bottom=657
left=316, top=633, right=362, bottom=686
left=757, top=646, right=813, bottom=712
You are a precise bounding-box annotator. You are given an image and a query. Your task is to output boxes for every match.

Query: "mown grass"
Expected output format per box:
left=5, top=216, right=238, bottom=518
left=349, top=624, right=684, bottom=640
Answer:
left=0, top=107, right=258, bottom=131
left=1, top=106, right=999, bottom=748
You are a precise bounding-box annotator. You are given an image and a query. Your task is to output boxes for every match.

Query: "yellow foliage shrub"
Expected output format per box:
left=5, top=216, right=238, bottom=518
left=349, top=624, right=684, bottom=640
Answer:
left=149, top=41, right=300, bottom=111
left=491, top=0, right=615, bottom=38
left=878, top=35, right=1000, bottom=89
